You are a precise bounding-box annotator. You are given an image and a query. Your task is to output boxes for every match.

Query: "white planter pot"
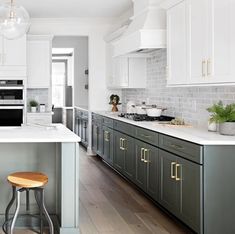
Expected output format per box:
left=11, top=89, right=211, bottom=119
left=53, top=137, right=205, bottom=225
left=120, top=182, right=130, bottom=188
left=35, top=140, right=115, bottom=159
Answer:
left=219, top=122, right=235, bottom=136
left=208, top=121, right=217, bottom=132
left=31, top=107, right=37, bottom=113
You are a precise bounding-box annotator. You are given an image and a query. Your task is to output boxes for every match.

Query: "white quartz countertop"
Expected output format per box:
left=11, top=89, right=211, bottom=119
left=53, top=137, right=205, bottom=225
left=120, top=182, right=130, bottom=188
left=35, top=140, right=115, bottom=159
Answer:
left=94, top=111, right=235, bottom=145
left=0, top=124, right=81, bottom=143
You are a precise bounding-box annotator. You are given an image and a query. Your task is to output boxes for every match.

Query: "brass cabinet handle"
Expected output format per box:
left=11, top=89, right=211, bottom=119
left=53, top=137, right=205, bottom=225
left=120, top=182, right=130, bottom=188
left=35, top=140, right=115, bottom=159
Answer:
left=202, top=60, right=206, bottom=77
left=120, top=138, right=123, bottom=150
left=104, top=131, right=109, bottom=142
left=171, top=162, right=176, bottom=179
left=141, top=148, right=145, bottom=161
left=144, top=149, right=149, bottom=163
left=207, top=59, right=211, bottom=76
left=141, top=134, right=151, bottom=139
left=122, top=139, right=127, bottom=150
left=170, top=143, right=184, bottom=150
left=175, top=164, right=181, bottom=181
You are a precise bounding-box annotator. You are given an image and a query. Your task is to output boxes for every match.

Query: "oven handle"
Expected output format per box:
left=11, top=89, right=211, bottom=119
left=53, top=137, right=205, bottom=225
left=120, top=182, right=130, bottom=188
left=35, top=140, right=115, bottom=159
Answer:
left=0, top=106, right=24, bottom=109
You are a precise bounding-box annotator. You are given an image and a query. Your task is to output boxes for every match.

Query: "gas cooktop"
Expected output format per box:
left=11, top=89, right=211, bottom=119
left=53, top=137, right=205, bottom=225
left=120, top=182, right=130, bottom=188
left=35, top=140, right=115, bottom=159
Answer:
left=118, top=113, right=175, bottom=122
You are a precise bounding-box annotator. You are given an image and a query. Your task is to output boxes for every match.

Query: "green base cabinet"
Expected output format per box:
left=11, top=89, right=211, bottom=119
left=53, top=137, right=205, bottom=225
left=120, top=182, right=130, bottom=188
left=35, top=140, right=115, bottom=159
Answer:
left=113, top=130, right=135, bottom=182
left=92, top=120, right=103, bottom=156
left=159, top=149, right=202, bottom=233
left=102, top=126, right=114, bottom=165
left=135, top=140, right=159, bottom=201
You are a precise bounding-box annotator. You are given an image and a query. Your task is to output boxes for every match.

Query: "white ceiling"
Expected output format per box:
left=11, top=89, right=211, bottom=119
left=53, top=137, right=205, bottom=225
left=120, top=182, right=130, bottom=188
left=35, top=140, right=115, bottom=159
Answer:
left=15, top=0, right=133, bottom=18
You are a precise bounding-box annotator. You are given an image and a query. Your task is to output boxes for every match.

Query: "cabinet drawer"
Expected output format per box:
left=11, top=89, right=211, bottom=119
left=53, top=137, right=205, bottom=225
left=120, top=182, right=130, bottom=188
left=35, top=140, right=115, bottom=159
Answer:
left=159, top=134, right=203, bottom=164
left=113, top=120, right=135, bottom=137
left=135, top=127, right=158, bottom=146
left=102, top=117, right=113, bottom=128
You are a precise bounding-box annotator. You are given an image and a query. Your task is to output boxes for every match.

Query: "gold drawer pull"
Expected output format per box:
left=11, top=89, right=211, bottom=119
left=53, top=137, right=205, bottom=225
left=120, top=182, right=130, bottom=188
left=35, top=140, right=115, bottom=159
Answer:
left=144, top=149, right=149, bottom=163
left=175, top=164, right=181, bottom=181
left=141, top=148, right=145, bottom=161
left=170, top=143, right=184, bottom=150
left=141, top=134, right=151, bottom=139
left=171, top=162, right=176, bottom=179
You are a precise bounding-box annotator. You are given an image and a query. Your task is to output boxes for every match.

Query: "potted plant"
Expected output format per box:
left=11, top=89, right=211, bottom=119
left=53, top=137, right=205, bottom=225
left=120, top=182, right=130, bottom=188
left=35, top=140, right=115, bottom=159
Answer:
left=109, top=94, right=121, bottom=112
left=207, top=101, right=235, bottom=135
left=29, top=100, right=38, bottom=113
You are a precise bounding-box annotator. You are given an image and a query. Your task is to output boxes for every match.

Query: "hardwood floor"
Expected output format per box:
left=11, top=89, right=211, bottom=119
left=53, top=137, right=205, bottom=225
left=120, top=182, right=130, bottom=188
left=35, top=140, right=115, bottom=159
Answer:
left=79, top=147, right=193, bottom=234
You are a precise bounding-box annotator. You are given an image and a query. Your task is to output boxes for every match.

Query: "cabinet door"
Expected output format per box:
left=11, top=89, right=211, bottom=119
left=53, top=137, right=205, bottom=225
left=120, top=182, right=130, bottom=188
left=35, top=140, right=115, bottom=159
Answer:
left=113, top=131, right=125, bottom=172
left=122, top=134, right=135, bottom=182
left=167, top=0, right=188, bottom=85
left=92, top=122, right=98, bottom=152
left=102, top=126, right=114, bottom=165
left=207, top=0, right=235, bottom=83
left=145, top=144, right=159, bottom=201
left=112, top=57, right=129, bottom=88
left=159, top=150, right=179, bottom=216
left=3, top=35, right=26, bottom=66
left=27, top=40, right=51, bottom=88
left=188, top=0, right=208, bottom=83
left=177, top=156, right=202, bottom=233
left=82, top=119, right=88, bottom=147
left=135, top=140, right=147, bottom=191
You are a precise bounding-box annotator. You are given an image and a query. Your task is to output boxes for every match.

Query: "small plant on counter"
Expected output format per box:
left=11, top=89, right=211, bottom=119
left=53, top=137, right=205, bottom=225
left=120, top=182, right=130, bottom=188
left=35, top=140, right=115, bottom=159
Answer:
left=29, top=100, right=38, bottom=113
left=207, top=101, right=235, bottom=135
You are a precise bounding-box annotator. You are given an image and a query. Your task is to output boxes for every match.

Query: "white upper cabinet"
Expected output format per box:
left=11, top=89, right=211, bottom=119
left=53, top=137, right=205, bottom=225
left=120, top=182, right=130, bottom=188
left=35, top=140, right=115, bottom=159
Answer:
left=167, top=0, right=187, bottom=85
left=27, top=35, right=53, bottom=88
left=0, top=35, right=26, bottom=76
left=188, top=0, right=208, bottom=84
left=207, top=0, right=235, bottom=83
left=108, top=55, right=147, bottom=89
left=165, top=0, right=235, bottom=86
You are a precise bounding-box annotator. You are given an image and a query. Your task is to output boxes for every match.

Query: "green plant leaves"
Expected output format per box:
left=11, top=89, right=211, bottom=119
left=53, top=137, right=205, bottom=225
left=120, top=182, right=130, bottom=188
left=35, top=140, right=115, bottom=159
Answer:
left=207, top=101, right=235, bottom=123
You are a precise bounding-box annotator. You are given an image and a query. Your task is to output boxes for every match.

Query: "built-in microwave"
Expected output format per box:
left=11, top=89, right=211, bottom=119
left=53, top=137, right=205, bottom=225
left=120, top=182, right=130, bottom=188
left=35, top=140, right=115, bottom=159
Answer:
left=0, top=80, right=24, bottom=105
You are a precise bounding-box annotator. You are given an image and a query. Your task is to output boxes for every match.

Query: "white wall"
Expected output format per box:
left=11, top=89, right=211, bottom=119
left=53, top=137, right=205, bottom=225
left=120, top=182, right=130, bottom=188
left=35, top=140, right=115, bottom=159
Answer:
left=52, top=36, right=88, bottom=108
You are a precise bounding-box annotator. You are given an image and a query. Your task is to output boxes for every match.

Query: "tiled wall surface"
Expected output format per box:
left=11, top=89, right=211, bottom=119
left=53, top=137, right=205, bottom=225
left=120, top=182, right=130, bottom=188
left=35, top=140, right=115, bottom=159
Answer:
left=122, top=49, right=235, bottom=127
left=27, top=89, right=50, bottom=112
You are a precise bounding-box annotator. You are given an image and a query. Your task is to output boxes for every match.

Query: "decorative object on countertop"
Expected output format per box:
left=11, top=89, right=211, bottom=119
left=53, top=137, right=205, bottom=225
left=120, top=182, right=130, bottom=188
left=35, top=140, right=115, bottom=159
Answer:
left=170, top=118, right=185, bottom=125
left=29, top=100, right=38, bottom=113
left=0, top=0, right=30, bottom=40
left=109, top=94, right=121, bottom=112
left=207, top=101, right=235, bottom=135
left=39, top=104, right=46, bottom=113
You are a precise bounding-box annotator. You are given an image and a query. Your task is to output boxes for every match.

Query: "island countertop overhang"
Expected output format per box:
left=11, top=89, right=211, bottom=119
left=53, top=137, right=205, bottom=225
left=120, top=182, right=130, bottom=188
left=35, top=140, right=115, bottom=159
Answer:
left=0, top=124, right=80, bottom=143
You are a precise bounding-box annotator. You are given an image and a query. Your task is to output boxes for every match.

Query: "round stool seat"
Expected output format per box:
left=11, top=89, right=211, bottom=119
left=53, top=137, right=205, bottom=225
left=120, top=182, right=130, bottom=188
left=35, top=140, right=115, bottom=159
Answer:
left=8, top=172, right=48, bottom=188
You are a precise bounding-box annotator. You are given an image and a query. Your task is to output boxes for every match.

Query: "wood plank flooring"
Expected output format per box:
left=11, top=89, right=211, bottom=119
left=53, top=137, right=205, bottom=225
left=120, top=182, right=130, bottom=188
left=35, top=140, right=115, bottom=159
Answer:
left=79, top=147, right=193, bottom=234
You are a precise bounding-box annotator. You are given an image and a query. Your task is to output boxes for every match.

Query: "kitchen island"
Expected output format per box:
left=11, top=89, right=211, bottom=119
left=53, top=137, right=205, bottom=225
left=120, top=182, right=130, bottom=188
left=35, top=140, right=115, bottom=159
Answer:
left=0, top=124, right=80, bottom=234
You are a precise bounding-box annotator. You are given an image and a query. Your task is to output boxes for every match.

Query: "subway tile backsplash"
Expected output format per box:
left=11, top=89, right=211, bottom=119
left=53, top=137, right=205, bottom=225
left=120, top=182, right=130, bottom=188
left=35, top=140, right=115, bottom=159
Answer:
left=122, top=49, right=235, bottom=127
left=27, top=89, right=50, bottom=112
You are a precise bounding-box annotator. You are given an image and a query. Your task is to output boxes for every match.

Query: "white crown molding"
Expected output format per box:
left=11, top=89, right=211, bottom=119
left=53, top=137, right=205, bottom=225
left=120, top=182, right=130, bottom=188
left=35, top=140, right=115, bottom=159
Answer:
left=30, top=17, right=117, bottom=26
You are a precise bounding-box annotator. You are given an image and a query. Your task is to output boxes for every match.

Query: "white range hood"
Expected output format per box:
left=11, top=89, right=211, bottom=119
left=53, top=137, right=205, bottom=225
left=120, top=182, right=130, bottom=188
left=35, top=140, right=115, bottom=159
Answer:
left=112, top=0, right=166, bottom=57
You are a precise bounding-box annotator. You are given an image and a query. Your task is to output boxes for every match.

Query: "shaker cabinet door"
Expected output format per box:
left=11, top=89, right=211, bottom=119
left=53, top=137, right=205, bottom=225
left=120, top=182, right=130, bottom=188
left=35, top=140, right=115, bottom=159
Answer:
left=159, top=150, right=179, bottom=216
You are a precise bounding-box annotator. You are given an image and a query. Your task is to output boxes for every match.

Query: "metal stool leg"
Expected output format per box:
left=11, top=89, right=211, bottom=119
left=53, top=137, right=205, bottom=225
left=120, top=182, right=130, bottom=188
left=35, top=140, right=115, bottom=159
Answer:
left=40, top=188, right=54, bottom=234
left=10, top=190, right=21, bottom=234
left=34, top=189, right=43, bottom=234
left=3, top=186, right=16, bottom=234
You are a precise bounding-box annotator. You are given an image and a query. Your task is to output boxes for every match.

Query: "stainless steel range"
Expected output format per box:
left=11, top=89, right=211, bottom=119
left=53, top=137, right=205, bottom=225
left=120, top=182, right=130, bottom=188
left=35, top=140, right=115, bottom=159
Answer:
left=118, top=113, right=175, bottom=122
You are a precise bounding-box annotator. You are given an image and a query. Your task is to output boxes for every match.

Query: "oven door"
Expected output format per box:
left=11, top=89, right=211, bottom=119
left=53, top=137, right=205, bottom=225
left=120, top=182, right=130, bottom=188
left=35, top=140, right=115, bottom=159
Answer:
left=0, top=87, right=24, bottom=105
left=0, top=106, right=23, bottom=126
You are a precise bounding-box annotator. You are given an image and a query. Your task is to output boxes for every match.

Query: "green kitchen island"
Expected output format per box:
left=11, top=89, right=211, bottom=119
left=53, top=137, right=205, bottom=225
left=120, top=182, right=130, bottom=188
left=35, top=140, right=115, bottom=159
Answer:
left=0, top=124, right=80, bottom=234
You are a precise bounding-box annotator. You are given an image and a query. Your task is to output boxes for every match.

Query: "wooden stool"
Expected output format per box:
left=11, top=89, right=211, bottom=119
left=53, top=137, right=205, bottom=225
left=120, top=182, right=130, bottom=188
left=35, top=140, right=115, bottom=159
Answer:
left=2, top=172, right=54, bottom=234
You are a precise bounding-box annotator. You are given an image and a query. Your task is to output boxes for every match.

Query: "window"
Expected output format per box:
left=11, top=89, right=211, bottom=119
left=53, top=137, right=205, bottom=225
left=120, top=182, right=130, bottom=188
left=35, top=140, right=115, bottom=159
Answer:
left=52, top=60, right=67, bottom=107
